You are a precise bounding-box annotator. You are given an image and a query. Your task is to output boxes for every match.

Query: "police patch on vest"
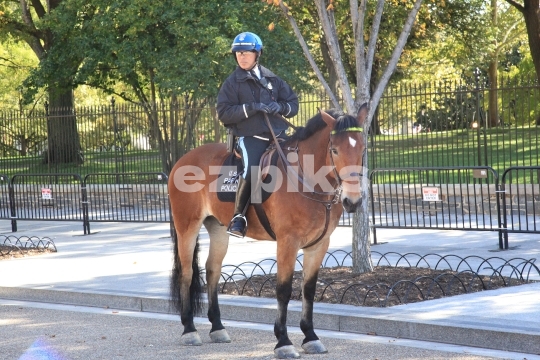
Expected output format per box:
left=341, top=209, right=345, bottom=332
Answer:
left=216, top=153, right=243, bottom=203
left=216, top=152, right=277, bottom=203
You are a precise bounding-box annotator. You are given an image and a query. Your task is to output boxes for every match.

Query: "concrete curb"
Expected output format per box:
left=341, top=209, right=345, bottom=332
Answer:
left=1, top=286, right=539, bottom=355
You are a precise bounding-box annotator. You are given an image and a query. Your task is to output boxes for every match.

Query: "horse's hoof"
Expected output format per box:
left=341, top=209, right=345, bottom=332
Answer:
left=302, top=340, right=328, bottom=354
left=274, top=345, right=300, bottom=359
left=180, top=331, right=202, bottom=346
left=209, top=329, right=231, bottom=343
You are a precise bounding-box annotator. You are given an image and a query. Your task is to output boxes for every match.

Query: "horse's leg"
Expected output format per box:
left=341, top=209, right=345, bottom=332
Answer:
left=171, top=219, right=204, bottom=346
left=203, top=216, right=231, bottom=343
left=273, top=240, right=300, bottom=359
left=299, top=238, right=331, bottom=354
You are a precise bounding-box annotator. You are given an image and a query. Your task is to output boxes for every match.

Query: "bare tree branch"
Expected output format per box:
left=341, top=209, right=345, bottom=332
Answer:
left=314, top=0, right=354, bottom=112
left=369, top=0, right=423, bottom=119
left=497, top=20, right=525, bottom=52
left=30, top=0, right=46, bottom=19
left=19, top=0, right=36, bottom=28
left=351, top=0, right=366, bottom=95
left=349, top=0, right=359, bottom=39
left=13, top=0, right=46, bottom=58
left=278, top=1, right=341, bottom=109
left=503, top=0, right=525, bottom=12
left=365, top=0, right=385, bottom=87
left=0, top=56, right=27, bottom=68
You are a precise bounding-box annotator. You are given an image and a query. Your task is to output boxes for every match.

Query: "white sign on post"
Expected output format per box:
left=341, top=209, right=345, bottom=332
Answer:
left=41, top=188, right=52, bottom=200
left=422, top=186, right=440, bottom=202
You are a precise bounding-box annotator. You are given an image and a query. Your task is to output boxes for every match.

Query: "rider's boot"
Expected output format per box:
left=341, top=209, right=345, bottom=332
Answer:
left=227, top=177, right=251, bottom=238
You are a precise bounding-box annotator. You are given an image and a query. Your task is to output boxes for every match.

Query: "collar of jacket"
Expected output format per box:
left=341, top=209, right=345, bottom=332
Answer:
left=234, top=65, right=277, bottom=82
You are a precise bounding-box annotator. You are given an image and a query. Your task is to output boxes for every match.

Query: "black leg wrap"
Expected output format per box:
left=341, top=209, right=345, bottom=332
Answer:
left=300, top=275, right=319, bottom=344
left=274, top=280, right=293, bottom=348
left=227, top=177, right=251, bottom=238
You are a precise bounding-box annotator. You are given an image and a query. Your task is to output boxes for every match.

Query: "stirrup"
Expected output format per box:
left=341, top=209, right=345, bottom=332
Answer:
left=227, top=214, right=247, bottom=238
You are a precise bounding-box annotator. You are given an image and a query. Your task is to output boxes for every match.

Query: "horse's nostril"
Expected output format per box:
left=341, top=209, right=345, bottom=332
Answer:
left=343, top=197, right=362, bottom=213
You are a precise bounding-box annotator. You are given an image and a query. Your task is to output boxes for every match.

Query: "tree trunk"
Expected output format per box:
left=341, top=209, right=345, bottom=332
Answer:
left=488, top=62, right=499, bottom=127
left=320, top=39, right=339, bottom=96
left=488, top=0, right=499, bottom=128
left=352, top=145, right=373, bottom=273
left=278, top=0, right=423, bottom=275
left=46, top=88, right=83, bottom=165
left=523, top=0, right=540, bottom=84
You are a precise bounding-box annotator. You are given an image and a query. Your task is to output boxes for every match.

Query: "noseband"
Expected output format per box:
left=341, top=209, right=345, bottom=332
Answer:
left=262, top=113, right=364, bottom=249
left=328, top=127, right=365, bottom=187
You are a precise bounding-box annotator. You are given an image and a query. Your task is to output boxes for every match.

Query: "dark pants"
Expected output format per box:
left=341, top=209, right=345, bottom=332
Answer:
left=236, top=136, right=271, bottom=182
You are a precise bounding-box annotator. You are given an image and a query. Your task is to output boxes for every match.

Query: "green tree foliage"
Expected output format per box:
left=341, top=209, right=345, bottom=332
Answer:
left=26, top=0, right=309, bottom=104
left=271, top=0, right=490, bottom=87
left=19, top=0, right=309, bottom=171
left=0, top=37, right=40, bottom=110
left=0, top=0, right=84, bottom=164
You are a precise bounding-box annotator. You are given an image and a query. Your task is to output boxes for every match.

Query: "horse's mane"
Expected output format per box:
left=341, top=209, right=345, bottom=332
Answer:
left=287, top=108, right=359, bottom=142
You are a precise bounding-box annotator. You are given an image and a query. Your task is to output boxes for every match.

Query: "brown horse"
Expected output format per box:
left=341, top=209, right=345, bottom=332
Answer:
left=168, top=104, right=368, bottom=358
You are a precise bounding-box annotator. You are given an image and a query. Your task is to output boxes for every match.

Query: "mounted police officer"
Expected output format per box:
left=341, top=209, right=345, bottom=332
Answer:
left=217, top=31, right=299, bottom=238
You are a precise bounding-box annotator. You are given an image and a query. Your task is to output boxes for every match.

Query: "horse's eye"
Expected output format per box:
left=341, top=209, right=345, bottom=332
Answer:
left=331, top=148, right=338, bottom=155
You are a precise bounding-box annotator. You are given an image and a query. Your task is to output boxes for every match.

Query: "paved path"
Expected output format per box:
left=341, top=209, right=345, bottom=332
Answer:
left=1, top=299, right=531, bottom=360
left=1, top=220, right=540, bottom=359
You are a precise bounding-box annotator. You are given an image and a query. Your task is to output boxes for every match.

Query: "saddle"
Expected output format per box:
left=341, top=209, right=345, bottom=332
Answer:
left=217, top=137, right=297, bottom=240
left=216, top=138, right=291, bottom=203
left=235, top=139, right=284, bottom=181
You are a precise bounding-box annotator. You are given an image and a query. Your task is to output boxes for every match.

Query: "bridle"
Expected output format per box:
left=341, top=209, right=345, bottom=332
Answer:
left=262, top=113, right=365, bottom=248
left=328, top=126, right=365, bottom=189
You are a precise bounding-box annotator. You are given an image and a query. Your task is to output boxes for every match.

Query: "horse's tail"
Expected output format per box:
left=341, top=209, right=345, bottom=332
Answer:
left=170, top=232, right=203, bottom=316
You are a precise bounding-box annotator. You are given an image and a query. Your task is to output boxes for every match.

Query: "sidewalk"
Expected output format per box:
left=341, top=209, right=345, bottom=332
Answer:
left=1, top=220, right=539, bottom=356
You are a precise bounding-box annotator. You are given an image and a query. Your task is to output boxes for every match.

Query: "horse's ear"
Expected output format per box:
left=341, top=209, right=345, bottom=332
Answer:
left=320, top=110, right=336, bottom=127
left=357, top=103, right=369, bottom=127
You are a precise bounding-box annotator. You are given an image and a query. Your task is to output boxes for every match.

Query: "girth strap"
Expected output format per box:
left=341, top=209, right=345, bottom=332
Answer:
left=253, top=203, right=276, bottom=240
left=302, top=204, right=332, bottom=249
left=259, top=113, right=337, bottom=247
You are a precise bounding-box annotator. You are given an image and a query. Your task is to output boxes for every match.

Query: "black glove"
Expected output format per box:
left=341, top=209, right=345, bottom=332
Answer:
left=279, top=102, right=291, bottom=116
left=266, top=102, right=281, bottom=115
left=250, top=102, right=271, bottom=114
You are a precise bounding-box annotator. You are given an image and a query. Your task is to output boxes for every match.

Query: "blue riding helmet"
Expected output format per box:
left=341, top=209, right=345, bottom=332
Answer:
left=231, top=32, right=263, bottom=54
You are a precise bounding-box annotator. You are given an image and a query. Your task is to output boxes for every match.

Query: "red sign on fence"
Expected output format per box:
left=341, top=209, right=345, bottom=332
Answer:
left=41, top=188, right=52, bottom=200
left=422, top=187, right=440, bottom=202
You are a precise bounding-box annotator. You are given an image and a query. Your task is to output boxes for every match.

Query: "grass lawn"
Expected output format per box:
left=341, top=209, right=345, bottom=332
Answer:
left=1, top=126, right=539, bottom=184
left=370, top=126, right=540, bottom=184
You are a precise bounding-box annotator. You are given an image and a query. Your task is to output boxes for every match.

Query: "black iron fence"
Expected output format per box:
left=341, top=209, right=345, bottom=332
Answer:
left=0, top=93, right=331, bottom=177
left=1, top=77, right=539, bottom=241
left=373, top=76, right=540, bottom=175
left=370, top=166, right=505, bottom=248
left=500, top=166, right=540, bottom=234
left=0, top=175, right=11, bottom=222
left=83, top=172, right=170, bottom=225
left=370, top=165, right=540, bottom=249
left=1, top=77, right=538, bottom=178
left=0, top=172, right=170, bottom=234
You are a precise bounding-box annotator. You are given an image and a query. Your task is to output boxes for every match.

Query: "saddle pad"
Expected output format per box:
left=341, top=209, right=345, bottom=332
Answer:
left=216, top=152, right=277, bottom=203
left=216, top=153, right=243, bottom=203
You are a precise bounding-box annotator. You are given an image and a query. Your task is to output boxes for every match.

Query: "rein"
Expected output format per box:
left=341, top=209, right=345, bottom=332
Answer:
left=263, top=113, right=340, bottom=203
left=262, top=113, right=363, bottom=248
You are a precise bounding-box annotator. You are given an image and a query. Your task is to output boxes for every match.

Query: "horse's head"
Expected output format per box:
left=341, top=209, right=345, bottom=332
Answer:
left=321, top=104, right=368, bottom=213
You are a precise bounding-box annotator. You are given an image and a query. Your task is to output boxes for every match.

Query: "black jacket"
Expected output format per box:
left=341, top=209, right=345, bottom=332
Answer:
left=216, top=65, right=299, bottom=137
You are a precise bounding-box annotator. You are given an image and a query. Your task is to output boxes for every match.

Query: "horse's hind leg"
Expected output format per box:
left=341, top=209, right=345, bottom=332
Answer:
left=299, top=238, right=330, bottom=354
left=171, top=219, right=204, bottom=346
left=203, top=216, right=231, bottom=343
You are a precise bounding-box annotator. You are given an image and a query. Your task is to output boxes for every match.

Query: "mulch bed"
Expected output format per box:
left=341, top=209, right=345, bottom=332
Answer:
left=0, top=245, right=56, bottom=259
left=212, top=266, right=531, bottom=307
